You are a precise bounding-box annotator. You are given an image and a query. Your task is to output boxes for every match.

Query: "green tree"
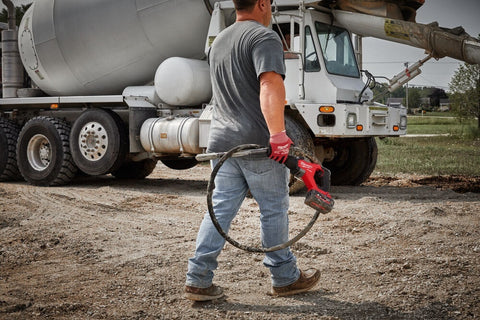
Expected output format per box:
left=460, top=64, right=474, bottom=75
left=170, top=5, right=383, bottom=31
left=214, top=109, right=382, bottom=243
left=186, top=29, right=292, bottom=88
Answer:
left=390, top=85, right=405, bottom=99
left=405, top=86, right=422, bottom=111
left=449, top=62, right=480, bottom=128
left=428, top=88, right=448, bottom=108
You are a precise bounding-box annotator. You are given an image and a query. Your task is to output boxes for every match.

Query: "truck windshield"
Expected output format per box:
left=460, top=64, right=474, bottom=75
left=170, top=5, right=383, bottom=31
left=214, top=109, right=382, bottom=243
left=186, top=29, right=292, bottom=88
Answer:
left=315, top=22, right=360, bottom=78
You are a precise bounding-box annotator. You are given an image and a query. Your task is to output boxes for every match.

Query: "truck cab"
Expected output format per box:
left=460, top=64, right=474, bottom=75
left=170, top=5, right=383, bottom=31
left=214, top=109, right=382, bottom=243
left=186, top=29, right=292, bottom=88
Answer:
left=277, top=7, right=407, bottom=137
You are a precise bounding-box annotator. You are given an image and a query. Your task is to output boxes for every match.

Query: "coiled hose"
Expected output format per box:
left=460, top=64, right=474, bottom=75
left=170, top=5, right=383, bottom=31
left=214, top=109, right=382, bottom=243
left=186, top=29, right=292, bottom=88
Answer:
left=206, top=144, right=321, bottom=253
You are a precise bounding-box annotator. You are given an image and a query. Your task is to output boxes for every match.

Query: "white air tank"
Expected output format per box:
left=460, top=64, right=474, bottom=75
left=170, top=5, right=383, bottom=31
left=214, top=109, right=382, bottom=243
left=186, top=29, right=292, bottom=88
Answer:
left=18, top=0, right=218, bottom=96
left=155, top=57, right=212, bottom=106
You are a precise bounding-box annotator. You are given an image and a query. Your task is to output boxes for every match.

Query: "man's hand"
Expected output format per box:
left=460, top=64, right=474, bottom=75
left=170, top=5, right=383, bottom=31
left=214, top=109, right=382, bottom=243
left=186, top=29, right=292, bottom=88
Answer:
left=269, top=130, right=293, bottom=163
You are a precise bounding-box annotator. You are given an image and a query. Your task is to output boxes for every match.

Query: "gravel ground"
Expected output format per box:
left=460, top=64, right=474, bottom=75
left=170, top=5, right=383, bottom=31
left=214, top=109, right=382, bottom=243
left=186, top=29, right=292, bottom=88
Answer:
left=1, top=163, right=479, bottom=319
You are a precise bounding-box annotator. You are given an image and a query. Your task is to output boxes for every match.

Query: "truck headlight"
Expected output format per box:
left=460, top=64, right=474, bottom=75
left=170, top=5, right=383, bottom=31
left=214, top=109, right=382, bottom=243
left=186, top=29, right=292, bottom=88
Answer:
left=400, top=116, right=407, bottom=130
left=347, top=113, right=357, bottom=128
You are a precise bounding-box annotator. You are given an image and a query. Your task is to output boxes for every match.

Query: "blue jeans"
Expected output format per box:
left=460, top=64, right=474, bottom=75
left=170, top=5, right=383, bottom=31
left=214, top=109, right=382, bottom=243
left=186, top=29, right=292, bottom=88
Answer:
left=186, top=157, right=300, bottom=288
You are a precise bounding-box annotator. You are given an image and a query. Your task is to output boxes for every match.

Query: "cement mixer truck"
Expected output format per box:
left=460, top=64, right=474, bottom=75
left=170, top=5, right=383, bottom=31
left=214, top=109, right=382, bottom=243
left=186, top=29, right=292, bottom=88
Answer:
left=0, top=0, right=478, bottom=189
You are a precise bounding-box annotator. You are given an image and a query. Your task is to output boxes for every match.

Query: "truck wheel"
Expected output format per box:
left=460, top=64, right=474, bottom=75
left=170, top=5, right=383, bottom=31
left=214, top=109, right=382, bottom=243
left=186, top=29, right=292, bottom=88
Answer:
left=323, top=137, right=378, bottom=186
left=70, top=108, right=128, bottom=176
left=0, top=118, right=21, bottom=181
left=16, top=117, right=77, bottom=186
left=285, top=115, right=315, bottom=194
left=161, top=158, right=198, bottom=170
left=111, top=159, right=158, bottom=179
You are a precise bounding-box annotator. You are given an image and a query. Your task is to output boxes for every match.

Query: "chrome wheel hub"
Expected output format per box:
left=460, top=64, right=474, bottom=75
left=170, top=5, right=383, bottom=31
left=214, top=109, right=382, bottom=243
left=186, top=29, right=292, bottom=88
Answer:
left=27, top=134, right=51, bottom=171
left=79, top=122, right=108, bottom=161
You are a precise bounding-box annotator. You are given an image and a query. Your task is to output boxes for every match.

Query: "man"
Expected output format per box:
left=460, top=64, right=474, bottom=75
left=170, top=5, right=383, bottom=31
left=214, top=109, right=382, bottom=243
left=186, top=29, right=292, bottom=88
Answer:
left=185, top=0, right=320, bottom=301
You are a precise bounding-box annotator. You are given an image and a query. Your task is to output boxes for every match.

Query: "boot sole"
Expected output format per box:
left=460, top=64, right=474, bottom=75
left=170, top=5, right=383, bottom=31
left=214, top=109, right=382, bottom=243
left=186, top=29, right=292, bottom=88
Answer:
left=269, top=273, right=320, bottom=297
left=185, top=292, right=224, bottom=301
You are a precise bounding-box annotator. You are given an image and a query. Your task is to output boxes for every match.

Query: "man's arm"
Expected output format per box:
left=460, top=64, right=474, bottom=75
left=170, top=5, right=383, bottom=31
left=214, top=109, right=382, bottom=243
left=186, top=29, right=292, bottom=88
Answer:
left=259, top=71, right=292, bottom=163
left=259, top=71, right=286, bottom=135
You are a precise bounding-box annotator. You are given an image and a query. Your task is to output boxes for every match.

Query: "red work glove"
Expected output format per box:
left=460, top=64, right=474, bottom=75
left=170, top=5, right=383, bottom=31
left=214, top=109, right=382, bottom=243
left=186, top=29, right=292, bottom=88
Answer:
left=269, top=130, right=293, bottom=164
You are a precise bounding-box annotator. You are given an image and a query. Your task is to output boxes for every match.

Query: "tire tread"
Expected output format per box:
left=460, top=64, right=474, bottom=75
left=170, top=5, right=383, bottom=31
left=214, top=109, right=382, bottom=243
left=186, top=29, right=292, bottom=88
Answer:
left=0, top=118, right=21, bottom=181
left=17, top=116, right=77, bottom=186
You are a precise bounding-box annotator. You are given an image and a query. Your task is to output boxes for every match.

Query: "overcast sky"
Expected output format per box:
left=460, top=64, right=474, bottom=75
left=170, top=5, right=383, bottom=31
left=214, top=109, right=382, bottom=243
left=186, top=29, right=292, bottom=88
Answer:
left=3, top=0, right=480, bottom=90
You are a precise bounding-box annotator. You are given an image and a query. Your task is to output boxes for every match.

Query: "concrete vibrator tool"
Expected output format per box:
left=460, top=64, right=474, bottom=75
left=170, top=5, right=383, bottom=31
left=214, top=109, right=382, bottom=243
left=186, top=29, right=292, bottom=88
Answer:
left=196, top=144, right=335, bottom=253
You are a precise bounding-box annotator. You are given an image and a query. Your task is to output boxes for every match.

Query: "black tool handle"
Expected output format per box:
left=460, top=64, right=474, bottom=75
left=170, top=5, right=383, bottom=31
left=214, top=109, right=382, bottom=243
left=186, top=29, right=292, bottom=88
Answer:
left=284, top=156, right=304, bottom=177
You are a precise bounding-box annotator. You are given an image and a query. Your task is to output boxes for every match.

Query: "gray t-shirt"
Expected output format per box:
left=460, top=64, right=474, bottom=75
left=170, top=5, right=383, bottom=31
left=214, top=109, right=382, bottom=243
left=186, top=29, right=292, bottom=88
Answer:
left=207, top=20, right=285, bottom=153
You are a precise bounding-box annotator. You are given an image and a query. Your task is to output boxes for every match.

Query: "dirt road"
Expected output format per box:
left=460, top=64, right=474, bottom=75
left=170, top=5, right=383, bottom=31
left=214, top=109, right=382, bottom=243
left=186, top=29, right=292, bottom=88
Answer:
left=1, top=163, right=479, bottom=319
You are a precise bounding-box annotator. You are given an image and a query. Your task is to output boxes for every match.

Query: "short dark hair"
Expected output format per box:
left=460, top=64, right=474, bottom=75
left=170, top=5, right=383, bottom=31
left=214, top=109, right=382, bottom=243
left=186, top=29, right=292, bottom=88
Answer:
left=233, top=0, right=258, bottom=11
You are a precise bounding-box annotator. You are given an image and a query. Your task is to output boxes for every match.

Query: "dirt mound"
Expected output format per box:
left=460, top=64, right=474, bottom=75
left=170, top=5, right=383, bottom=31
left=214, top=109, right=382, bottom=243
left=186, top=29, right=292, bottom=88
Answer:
left=366, top=175, right=480, bottom=193
left=413, top=176, right=480, bottom=193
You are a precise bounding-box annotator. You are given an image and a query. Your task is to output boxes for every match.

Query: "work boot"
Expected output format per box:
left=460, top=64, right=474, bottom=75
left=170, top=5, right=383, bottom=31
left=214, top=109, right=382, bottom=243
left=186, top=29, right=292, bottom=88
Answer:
left=269, top=268, right=320, bottom=297
left=185, top=284, right=224, bottom=301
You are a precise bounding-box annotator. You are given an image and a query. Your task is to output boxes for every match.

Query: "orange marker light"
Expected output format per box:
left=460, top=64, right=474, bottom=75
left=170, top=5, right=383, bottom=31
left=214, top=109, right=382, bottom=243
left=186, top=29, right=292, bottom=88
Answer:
left=393, top=125, right=399, bottom=131
left=319, top=106, right=335, bottom=113
left=50, top=104, right=59, bottom=110
left=356, top=124, right=363, bottom=131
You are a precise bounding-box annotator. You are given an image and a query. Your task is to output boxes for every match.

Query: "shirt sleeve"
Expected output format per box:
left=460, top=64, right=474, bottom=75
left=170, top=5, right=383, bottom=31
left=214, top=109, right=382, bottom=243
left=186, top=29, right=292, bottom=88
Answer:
left=252, top=32, right=286, bottom=80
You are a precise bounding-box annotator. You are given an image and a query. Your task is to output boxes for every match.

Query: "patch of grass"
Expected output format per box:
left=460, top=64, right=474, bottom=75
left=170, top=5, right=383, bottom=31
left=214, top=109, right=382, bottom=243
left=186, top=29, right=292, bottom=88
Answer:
left=407, top=116, right=477, bottom=136
left=425, top=111, right=454, bottom=117
left=463, top=126, right=480, bottom=140
left=375, top=136, right=480, bottom=176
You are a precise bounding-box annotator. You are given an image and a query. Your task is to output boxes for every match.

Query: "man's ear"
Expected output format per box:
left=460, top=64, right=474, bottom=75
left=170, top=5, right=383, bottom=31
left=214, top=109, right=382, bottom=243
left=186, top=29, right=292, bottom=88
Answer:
left=258, top=0, right=266, bottom=11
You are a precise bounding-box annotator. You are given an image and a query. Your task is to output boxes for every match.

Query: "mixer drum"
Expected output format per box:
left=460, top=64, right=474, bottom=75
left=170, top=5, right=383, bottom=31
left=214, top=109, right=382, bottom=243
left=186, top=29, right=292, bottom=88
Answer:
left=18, top=0, right=216, bottom=96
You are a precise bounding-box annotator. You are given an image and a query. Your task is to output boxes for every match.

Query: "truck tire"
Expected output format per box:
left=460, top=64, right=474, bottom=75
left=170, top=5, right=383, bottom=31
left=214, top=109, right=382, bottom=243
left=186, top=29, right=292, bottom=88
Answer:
left=161, top=158, right=198, bottom=170
left=16, top=117, right=77, bottom=186
left=111, top=159, right=158, bottom=179
left=285, top=115, right=315, bottom=194
left=0, top=118, right=21, bottom=181
left=70, top=108, right=128, bottom=176
left=323, top=137, right=378, bottom=186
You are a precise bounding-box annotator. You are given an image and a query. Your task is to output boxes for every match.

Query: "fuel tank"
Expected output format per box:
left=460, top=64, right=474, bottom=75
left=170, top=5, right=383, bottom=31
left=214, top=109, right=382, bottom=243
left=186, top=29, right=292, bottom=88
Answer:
left=18, top=0, right=218, bottom=96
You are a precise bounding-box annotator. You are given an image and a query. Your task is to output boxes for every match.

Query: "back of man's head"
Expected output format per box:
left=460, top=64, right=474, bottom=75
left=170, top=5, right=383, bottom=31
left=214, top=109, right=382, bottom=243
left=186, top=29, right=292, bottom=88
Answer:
left=233, top=0, right=258, bottom=11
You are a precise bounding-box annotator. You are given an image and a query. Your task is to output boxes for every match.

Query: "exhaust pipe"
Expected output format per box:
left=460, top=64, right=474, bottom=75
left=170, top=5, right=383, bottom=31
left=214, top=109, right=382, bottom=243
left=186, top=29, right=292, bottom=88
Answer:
left=1, top=0, right=24, bottom=98
left=2, top=0, right=16, bottom=29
